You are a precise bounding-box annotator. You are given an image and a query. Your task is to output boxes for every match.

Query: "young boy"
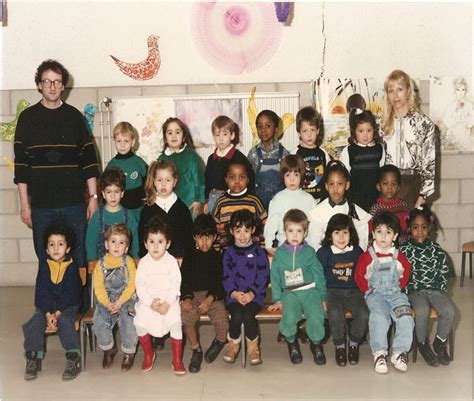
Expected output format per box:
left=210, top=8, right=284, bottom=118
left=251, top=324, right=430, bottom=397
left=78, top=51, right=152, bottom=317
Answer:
left=292, top=106, right=330, bottom=201
left=355, top=212, right=414, bottom=374
left=22, top=224, right=82, bottom=381
left=92, top=223, right=137, bottom=371
left=268, top=209, right=328, bottom=365
left=86, top=167, right=140, bottom=267
left=369, top=164, right=410, bottom=245
left=180, top=214, right=229, bottom=373
left=106, top=122, right=148, bottom=221
left=264, top=154, right=317, bottom=256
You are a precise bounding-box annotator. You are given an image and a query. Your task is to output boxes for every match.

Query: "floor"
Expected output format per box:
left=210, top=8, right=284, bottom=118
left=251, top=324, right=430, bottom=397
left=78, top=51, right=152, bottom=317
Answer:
left=0, top=279, right=471, bottom=401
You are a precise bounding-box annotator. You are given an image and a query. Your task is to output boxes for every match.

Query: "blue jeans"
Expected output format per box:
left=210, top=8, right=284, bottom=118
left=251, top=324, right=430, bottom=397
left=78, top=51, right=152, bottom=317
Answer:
left=366, top=291, right=414, bottom=355
left=23, top=306, right=80, bottom=353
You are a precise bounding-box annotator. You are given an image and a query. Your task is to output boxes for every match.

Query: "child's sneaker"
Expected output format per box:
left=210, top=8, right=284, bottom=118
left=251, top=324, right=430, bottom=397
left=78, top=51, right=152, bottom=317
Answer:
left=188, top=347, right=203, bottom=373
left=374, top=352, right=388, bottom=374
left=417, top=341, right=439, bottom=367
left=390, top=352, right=408, bottom=372
left=62, top=352, right=81, bottom=380
left=24, top=351, right=40, bottom=381
left=348, top=343, right=359, bottom=365
left=204, top=338, right=226, bottom=363
left=309, top=342, right=326, bottom=365
left=433, top=336, right=450, bottom=365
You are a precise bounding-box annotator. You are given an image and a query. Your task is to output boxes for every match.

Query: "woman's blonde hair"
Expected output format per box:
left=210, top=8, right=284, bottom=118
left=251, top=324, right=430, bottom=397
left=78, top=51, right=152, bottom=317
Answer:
left=381, top=70, right=420, bottom=134
left=144, top=160, right=178, bottom=206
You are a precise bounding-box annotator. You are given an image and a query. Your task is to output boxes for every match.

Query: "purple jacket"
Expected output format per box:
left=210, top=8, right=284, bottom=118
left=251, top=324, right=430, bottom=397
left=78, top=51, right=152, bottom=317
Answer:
left=222, top=243, right=270, bottom=306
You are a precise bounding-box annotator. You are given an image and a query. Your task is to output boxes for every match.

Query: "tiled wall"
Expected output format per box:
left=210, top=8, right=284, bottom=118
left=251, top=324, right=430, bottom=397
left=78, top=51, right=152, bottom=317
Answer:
left=1, top=82, right=473, bottom=285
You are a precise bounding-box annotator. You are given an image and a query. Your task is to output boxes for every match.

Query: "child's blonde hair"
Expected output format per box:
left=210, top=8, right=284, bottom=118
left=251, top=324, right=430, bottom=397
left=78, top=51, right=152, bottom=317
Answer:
left=113, top=121, right=137, bottom=140
left=211, top=115, right=240, bottom=145
left=104, top=223, right=131, bottom=246
left=381, top=70, right=420, bottom=134
left=144, top=160, right=178, bottom=206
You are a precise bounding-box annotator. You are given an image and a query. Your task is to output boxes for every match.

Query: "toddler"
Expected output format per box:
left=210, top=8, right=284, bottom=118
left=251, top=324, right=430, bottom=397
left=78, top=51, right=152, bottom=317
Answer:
left=222, top=210, right=270, bottom=365
left=268, top=209, right=327, bottom=365
left=355, top=212, right=414, bottom=374
left=134, top=216, right=186, bottom=374
left=316, top=214, right=368, bottom=367
left=181, top=214, right=229, bottom=373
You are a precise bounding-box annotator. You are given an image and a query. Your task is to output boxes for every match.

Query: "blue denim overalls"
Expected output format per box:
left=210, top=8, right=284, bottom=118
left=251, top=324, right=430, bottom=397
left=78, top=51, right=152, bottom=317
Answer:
left=96, top=207, right=128, bottom=258
left=366, top=247, right=414, bottom=355
left=255, top=145, right=285, bottom=209
left=92, top=256, right=137, bottom=353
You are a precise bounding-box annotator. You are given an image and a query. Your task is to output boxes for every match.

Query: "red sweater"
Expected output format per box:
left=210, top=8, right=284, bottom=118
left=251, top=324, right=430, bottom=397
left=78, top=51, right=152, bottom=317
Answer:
left=355, top=245, right=411, bottom=293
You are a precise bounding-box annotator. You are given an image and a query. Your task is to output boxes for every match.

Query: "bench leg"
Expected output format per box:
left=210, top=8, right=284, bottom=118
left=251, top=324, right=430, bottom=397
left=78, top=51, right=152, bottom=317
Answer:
left=241, top=322, right=246, bottom=368
left=80, top=322, right=86, bottom=371
left=412, top=328, right=417, bottom=363
left=449, top=330, right=454, bottom=361
left=470, top=253, right=473, bottom=280
left=461, top=252, right=466, bottom=287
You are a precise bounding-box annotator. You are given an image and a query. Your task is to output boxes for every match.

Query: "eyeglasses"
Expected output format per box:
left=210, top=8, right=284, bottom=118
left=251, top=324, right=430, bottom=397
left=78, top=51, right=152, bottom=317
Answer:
left=41, top=79, right=63, bottom=88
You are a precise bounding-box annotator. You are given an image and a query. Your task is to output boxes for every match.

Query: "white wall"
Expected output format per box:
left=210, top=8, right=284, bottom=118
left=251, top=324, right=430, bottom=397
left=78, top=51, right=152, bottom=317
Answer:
left=1, top=2, right=472, bottom=90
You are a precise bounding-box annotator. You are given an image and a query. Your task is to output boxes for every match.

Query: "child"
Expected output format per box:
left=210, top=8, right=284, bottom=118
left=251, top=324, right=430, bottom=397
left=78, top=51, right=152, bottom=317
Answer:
left=355, top=212, right=414, bottom=374
left=180, top=214, right=229, bottom=373
left=92, top=224, right=137, bottom=371
left=316, top=214, right=368, bottom=367
left=22, top=224, right=82, bottom=381
left=138, top=160, right=194, bottom=259
left=106, top=121, right=148, bottom=220
left=264, top=154, right=317, bottom=255
left=339, top=109, right=385, bottom=211
left=222, top=210, right=270, bottom=365
left=212, top=159, right=267, bottom=250
left=268, top=209, right=327, bottom=365
left=204, top=115, right=254, bottom=214
left=369, top=164, right=410, bottom=244
left=247, top=109, right=289, bottom=209
left=158, top=117, right=205, bottom=218
left=86, top=167, right=140, bottom=264
left=307, top=160, right=370, bottom=252
left=134, top=216, right=186, bottom=374
left=292, top=106, right=330, bottom=201
left=401, top=206, right=455, bottom=366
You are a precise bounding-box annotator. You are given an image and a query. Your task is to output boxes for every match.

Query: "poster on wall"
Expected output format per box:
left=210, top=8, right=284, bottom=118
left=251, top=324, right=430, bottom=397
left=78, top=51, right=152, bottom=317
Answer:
left=175, top=98, right=243, bottom=148
left=313, top=78, right=384, bottom=159
left=430, top=76, right=474, bottom=152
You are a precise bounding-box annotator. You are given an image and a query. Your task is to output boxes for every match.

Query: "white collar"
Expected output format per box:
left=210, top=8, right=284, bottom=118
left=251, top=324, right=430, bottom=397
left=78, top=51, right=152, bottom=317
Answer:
left=354, top=141, right=375, bottom=148
left=164, top=143, right=187, bottom=156
left=216, top=144, right=234, bottom=158
left=227, top=188, right=247, bottom=196
left=373, top=242, right=395, bottom=254
left=331, top=245, right=354, bottom=254
left=155, top=192, right=177, bottom=212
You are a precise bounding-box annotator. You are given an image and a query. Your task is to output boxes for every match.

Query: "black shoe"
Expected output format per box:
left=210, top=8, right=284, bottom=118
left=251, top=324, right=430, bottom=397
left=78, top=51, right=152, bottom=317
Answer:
left=188, top=347, right=203, bottom=373
left=286, top=339, right=303, bottom=364
left=24, top=351, right=39, bottom=381
left=297, top=325, right=309, bottom=344
left=310, top=342, right=326, bottom=365
left=204, top=339, right=226, bottom=363
left=433, top=337, right=450, bottom=365
left=335, top=346, right=347, bottom=367
left=348, top=344, right=360, bottom=365
left=62, top=352, right=81, bottom=381
left=153, top=336, right=166, bottom=350
left=277, top=331, right=285, bottom=343
left=418, top=342, right=439, bottom=367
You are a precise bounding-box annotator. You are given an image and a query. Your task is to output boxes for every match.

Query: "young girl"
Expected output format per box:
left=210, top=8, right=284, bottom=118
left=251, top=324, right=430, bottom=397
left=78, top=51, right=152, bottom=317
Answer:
left=380, top=70, right=436, bottom=208
left=181, top=214, right=229, bottom=373
left=264, top=154, right=317, bottom=255
left=316, top=214, right=368, bottom=367
left=307, top=160, right=371, bottom=252
left=138, top=160, right=194, bottom=259
left=247, top=109, right=289, bottom=209
left=222, top=210, right=270, bottom=365
left=134, top=216, right=186, bottom=374
left=212, top=159, right=267, bottom=250
left=401, top=206, right=455, bottom=367
left=268, top=209, right=327, bottom=366
left=339, top=109, right=385, bottom=211
left=158, top=117, right=205, bottom=218
left=204, top=115, right=254, bottom=214
left=92, top=224, right=137, bottom=372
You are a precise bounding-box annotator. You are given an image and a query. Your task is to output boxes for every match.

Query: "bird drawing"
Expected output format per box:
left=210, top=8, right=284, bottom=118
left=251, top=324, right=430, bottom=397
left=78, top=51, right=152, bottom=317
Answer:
left=83, top=103, right=97, bottom=135
left=1, top=99, right=30, bottom=141
left=110, top=34, right=161, bottom=81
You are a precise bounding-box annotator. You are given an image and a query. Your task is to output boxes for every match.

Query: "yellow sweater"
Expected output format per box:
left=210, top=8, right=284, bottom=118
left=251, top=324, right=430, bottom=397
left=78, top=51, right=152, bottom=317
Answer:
left=93, top=254, right=136, bottom=306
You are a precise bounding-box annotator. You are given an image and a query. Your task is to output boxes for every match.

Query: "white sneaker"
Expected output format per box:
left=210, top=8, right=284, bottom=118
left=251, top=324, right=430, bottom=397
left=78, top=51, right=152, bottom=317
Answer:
left=374, top=352, right=388, bottom=374
left=390, top=352, right=408, bottom=372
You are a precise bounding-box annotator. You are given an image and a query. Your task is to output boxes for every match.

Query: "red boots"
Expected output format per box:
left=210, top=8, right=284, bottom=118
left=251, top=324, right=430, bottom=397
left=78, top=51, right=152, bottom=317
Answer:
left=138, top=334, right=156, bottom=372
left=171, top=338, right=186, bottom=375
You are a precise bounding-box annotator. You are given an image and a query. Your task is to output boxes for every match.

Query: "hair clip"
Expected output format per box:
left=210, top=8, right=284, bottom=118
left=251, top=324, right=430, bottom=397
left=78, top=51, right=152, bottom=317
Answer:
left=416, top=206, right=423, bottom=210
left=355, top=108, right=363, bottom=115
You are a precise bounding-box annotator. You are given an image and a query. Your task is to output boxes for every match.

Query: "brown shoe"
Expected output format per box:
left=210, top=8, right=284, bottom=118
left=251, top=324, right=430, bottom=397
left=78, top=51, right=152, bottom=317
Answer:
left=121, top=353, right=136, bottom=371
left=247, top=336, right=262, bottom=365
left=102, top=346, right=118, bottom=369
left=223, top=336, right=241, bottom=363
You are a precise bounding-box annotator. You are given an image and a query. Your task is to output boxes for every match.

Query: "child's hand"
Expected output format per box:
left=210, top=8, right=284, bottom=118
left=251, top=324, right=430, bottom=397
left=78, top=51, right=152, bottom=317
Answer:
left=322, top=301, right=328, bottom=312
left=105, top=303, right=116, bottom=313
left=203, top=202, right=209, bottom=215
left=189, top=202, right=201, bottom=219
left=156, top=301, right=170, bottom=315
left=198, top=297, right=213, bottom=314
left=88, top=260, right=98, bottom=274
left=110, top=300, right=124, bottom=314
left=266, top=247, right=276, bottom=256
left=268, top=302, right=282, bottom=312
left=181, top=299, right=193, bottom=311
left=231, top=291, right=245, bottom=305
left=45, top=312, right=57, bottom=331
left=241, top=291, right=255, bottom=305
left=151, top=298, right=162, bottom=312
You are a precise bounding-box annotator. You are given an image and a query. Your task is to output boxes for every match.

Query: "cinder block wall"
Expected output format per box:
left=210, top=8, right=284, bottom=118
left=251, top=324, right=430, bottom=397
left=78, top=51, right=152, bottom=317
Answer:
left=1, top=82, right=473, bottom=285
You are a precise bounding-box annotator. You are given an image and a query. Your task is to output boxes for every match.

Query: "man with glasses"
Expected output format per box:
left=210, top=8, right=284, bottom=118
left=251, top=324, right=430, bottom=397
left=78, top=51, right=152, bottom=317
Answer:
left=14, top=59, right=100, bottom=304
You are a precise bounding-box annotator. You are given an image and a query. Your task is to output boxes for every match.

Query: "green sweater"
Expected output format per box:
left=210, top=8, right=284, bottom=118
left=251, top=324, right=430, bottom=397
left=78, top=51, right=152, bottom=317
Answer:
left=401, top=238, right=449, bottom=293
left=158, top=146, right=205, bottom=209
left=271, top=242, right=327, bottom=302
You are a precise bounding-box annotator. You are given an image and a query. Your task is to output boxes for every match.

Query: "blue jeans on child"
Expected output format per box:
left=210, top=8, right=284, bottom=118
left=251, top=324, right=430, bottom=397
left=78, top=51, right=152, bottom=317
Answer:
left=23, top=306, right=80, bottom=353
